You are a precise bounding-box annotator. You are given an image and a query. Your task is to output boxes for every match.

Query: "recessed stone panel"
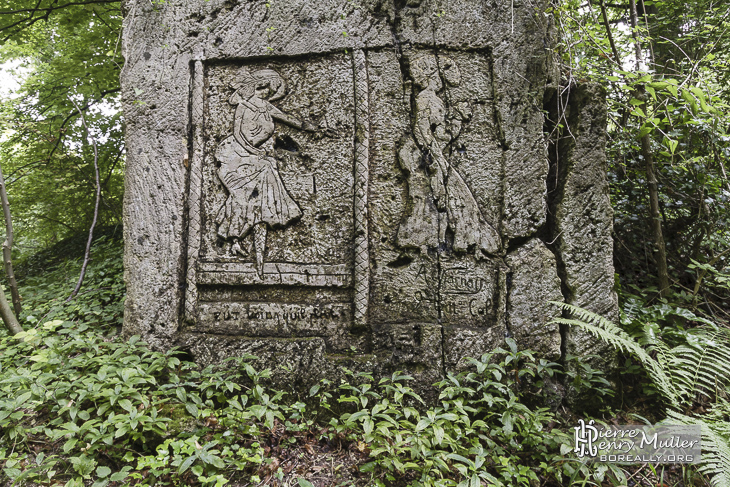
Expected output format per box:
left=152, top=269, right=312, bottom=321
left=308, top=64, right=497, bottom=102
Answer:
left=121, top=0, right=618, bottom=395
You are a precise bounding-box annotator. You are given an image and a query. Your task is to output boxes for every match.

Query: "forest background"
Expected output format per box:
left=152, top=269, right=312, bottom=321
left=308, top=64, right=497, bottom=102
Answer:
left=0, top=0, right=728, bottom=486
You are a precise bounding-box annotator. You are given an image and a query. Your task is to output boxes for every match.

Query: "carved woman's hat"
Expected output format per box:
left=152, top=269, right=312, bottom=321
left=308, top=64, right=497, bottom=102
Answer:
left=230, top=69, right=287, bottom=103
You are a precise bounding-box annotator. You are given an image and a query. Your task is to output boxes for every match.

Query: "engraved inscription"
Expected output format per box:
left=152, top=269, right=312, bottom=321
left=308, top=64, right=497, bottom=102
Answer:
left=441, top=268, right=486, bottom=294
left=197, top=262, right=351, bottom=287
left=439, top=263, right=498, bottom=326
left=199, top=302, right=352, bottom=336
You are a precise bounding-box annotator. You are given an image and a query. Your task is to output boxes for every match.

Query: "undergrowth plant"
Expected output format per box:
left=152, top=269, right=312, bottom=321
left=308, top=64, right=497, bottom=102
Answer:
left=0, top=236, right=634, bottom=486
left=2, top=322, right=610, bottom=487
left=17, top=235, right=125, bottom=330
left=551, top=301, right=730, bottom=487
left=0, top=321, right=282, bottom=486
left=0, top=318, right=626, bottom=486
left=323, top=339, right=623, bottom=487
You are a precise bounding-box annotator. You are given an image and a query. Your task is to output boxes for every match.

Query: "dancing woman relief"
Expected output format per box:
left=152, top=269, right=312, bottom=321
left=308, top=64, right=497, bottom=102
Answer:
left=215, top=69, right=312, bottom=277
left=397, top=55, right=500, bottom=257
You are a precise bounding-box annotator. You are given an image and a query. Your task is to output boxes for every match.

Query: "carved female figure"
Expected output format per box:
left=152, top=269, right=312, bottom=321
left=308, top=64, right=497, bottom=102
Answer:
left=397, top=54, right=499, bottom=256
left=215, top=69, right=309, bottom=276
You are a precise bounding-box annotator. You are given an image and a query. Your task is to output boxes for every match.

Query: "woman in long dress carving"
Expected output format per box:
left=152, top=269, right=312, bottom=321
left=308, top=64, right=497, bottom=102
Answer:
left=215, top=69, right=310, bottom=277
left=397, top=54, right=500, bottom=256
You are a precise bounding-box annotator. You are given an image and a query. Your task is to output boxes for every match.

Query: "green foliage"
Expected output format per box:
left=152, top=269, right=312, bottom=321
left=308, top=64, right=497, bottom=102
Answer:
left=0, top=319, right=276, bottom=485
left=665, top=410, right=730, bottom=487
left=16, top=234, right=125, bottom=329
left=0, top=0, right=123, bottom=249
left=324, top=338, right=618, bottom=487
left=0, top=321, right=176, bottom=485
left=552, top=302, right=730, bottom=487
left=552, top=301, right=680, bottom=409
left=0, top=240, right=626, bottom=487
left=554, top=0, right=730, bottom=311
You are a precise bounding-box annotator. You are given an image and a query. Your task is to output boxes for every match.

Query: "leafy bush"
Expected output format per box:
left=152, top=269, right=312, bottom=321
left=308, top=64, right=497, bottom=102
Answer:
left=0, top=322, right=177, bottom=485
left=552, top=302, right=730, bottom=487
left=0, top=236, right=673, bottom=486
left=324, top=339, right=622, bottom=487
left=16, top=234, right=125, bottom=330
left=0, top=318, right=625, bottom=486
left=0, top=321, right=277, bottom=486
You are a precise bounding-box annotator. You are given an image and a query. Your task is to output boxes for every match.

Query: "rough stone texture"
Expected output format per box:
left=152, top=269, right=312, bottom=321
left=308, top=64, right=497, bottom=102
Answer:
left=121, top=0, right=617, bottom=396
left=505, top=239, right=562, bottom=360
left=547, top=83, right=619, bottom=368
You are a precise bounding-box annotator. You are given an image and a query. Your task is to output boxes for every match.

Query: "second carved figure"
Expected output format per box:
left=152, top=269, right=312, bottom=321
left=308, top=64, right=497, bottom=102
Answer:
left=397, top=54, right=500, bottom=257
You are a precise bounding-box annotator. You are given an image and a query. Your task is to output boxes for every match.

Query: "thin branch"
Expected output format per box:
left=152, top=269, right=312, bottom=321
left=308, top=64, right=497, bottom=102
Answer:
left=46, top=88, right=120, bottom=162
left=0, top=0, right=44, bottom=37
left=66, top=97, right=101, bottom=302
left=101, top=144, right=124, bottom=188
left=599, top=0, right=622, bottom=65
left=33, top=214, right=75, bottom=231
left=562, top=11, right=622, bottom=67
left=0, top=162, right=22, bottom=316
left=0, top=4, right=52, bottom=42
left=692, top=248, right=730, bottom=298
left=0, top=0, right=117, bottom=15
left=6, top=159, right=48, bottom=184
left=0, top=0, right=119, bottom=42
left=640, top=0, right=654, bottom=66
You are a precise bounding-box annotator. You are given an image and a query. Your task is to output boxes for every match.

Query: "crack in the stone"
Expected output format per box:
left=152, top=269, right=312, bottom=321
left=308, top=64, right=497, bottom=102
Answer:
left=543, top=84, right=575, bottom=368
left=502, top=266, right=514, bottom=339
left=486, top=49, right=509, bottom=251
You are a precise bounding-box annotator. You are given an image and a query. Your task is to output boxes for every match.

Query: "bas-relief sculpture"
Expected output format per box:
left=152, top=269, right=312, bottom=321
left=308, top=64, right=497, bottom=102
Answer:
left=187, top=55, right=358, bottom=352
left=397, top=54, right=499, bottom=257
left=121, top=0, right=618, bottom=394
left=215, top=69, right=305, bottom=277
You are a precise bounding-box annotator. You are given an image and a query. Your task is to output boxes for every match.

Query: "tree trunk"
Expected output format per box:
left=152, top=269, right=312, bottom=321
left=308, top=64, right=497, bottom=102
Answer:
left=0, top=162, right=22, bottom=315
left=0, top=284, right=21, bottom=335
left=630, top=0, right=671, bottom=297
left=639, top=121, right=670, bottom=297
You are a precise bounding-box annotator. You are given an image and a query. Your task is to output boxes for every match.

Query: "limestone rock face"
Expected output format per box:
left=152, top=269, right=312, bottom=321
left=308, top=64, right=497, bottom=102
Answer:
left=121, top=0, right=617, bottom=394
left=546, top=83, right=619, bottom=370
left=505, top=239, right=563, bottom=360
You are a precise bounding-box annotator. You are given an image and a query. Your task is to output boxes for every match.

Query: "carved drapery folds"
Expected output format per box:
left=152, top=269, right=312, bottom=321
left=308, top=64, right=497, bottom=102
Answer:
left=122, top=0, right=616, bottom=392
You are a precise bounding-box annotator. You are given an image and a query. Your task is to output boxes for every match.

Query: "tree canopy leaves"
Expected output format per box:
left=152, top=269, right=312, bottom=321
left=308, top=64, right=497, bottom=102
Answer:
left=0, top=0, right=123, bottom=251
left=555, top=0, right=730, bottom=316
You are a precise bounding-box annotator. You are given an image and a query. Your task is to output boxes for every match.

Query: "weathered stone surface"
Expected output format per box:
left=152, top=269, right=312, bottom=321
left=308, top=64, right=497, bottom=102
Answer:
left=547, top=83, right=619, bottom=367
left=178, top=334, right=331, bottom=387
left=121, top=0, right=617, bottom=397
left=505, top=239, right=562, bottom=360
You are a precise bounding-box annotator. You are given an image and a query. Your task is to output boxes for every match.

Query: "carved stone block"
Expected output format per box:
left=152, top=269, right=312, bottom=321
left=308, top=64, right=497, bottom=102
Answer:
left=121, top=0, right=618, bottom=395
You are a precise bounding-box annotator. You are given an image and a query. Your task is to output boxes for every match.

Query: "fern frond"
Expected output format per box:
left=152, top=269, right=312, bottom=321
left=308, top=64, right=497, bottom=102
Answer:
left=665, top=409, right=730, bottom=487
left=553, top=303, right=730, bottom=486
left=549, top=302, right=680, bottom=408
left=667, top=329, right=730, bottom=402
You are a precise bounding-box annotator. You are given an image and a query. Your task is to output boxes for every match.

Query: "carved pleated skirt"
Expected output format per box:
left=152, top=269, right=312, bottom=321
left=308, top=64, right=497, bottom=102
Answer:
left=215, top=137, right=301, bottom=239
